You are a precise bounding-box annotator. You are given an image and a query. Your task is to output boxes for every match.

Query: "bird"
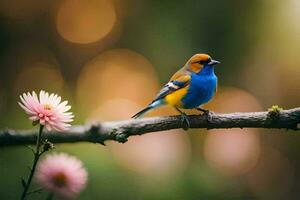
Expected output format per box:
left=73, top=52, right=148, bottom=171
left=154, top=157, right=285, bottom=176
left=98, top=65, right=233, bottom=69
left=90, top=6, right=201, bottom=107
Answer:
left=132, top=53, right=220, bottom=130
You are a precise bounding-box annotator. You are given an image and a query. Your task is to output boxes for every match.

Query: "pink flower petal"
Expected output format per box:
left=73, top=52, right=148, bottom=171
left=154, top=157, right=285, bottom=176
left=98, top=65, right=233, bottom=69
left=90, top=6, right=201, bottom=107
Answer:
left=35, top=153, right=88, bottom=199
left=19, top=90, right=74, bottom=131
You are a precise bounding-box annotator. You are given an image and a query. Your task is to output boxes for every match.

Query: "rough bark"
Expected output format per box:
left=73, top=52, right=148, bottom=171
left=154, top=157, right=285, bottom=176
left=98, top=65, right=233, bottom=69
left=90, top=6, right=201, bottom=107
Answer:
left=1, top=107, right=299, bottom=146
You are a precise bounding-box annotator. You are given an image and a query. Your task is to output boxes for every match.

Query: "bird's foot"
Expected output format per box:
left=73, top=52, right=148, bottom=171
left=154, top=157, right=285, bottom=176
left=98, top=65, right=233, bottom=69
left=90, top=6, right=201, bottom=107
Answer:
left=196, top=108, right=214, bottom=122
left=180, top=113, right=190, bottom=130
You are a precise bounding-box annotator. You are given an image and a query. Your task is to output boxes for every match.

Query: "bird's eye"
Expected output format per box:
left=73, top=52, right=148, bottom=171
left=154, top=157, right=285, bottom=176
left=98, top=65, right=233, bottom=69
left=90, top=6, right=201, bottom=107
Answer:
left=198, top=61, right=205, bottom=65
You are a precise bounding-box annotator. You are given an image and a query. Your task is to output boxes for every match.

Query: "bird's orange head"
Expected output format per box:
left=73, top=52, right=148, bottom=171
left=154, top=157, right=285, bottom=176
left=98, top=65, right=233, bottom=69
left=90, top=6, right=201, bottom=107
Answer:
left=185, top=53, right=220, bottom=73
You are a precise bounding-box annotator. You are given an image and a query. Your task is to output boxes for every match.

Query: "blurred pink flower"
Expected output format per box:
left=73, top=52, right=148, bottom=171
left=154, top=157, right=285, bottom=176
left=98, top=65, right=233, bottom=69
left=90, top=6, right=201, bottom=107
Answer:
left=35, top=153, right=88, bottom=199
left=18, top=90, right=74, bottom=131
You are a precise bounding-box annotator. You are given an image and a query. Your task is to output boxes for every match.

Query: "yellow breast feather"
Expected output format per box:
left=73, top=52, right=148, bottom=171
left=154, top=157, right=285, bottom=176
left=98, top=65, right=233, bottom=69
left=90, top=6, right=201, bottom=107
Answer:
left=165, top=86, right=188, bottom=107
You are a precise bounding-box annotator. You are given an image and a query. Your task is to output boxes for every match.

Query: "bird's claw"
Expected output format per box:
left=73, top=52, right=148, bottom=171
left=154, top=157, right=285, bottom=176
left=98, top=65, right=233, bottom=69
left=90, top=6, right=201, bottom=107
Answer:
left=197, top=108, right=214, bottom=122
left=180, top=113, right=190, bottom=130
left=204, top=111, right=214, bottom=122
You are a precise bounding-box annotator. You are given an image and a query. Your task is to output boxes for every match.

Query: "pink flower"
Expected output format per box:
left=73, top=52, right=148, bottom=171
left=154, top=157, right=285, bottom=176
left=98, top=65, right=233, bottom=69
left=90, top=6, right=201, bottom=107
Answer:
left=18, top=90, right=74, bottom=131
left=35, top=153, right=88, bottom=199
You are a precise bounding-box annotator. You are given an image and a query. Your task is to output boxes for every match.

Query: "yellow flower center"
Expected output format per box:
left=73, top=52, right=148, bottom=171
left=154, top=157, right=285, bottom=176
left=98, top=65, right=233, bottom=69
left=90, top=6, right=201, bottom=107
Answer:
left=53, top=172, right=67, bottom=187
left=43, top=104, right=52, bottom=110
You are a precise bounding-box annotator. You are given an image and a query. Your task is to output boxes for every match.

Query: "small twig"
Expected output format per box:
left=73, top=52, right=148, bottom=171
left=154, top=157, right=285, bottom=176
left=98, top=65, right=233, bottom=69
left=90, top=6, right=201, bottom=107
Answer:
left=0, top=107, right=300, bottom=147
left=27, top=188, right=43, bottom=195
left=26, top=146, right=35, bottom=155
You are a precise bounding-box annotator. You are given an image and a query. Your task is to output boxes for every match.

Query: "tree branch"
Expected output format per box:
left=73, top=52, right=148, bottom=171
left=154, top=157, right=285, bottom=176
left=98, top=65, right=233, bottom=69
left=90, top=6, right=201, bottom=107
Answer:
left=1, top=107, right=300, bottom=147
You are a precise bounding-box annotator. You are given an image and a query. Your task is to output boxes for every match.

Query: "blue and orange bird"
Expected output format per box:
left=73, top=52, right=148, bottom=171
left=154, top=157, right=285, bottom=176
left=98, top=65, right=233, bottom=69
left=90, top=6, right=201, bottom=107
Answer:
left=132, top=53, right=220, bottom=129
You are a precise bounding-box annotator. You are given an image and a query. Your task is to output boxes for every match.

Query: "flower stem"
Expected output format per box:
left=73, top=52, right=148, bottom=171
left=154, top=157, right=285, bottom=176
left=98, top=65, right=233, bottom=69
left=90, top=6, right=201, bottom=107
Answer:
left=20, top=125, right=44, bottom=200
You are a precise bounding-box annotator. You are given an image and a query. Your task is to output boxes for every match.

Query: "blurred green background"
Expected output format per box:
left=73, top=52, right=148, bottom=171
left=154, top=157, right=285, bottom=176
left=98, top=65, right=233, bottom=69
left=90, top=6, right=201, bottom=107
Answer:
left=0, top=0, right=300, bottom=199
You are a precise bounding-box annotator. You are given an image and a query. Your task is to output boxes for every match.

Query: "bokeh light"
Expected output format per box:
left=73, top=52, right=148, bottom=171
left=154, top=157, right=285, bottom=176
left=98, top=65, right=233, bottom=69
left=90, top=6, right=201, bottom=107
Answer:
left=88, top=98, right=139, bottom=121
left=1, top=44, right=65, bottom=96
left=203, top=87, right=262, bottom=176
left=14, top=62, right=64, bottom=95
left=107, top=131, right=191, bottom=178
left=76, top=49, right=159, bottom=118
left=56, top=0, right=117, bottom=44
left=204, top=129, right=260, bottom=176
left=206, top=86, right=263, bottom=113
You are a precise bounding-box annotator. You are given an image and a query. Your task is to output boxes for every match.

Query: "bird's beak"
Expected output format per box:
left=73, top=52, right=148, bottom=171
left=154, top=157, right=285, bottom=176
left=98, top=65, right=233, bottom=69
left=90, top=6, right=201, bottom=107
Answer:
left=208, top=59, right=221, bottom=66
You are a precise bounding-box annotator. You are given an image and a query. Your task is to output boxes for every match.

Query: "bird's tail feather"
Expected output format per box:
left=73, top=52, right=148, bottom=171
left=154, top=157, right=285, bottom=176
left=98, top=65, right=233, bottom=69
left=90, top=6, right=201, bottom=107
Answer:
left=131, top=106, right=153, bottom=119
left=132, top=100, right=163, bottom=119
